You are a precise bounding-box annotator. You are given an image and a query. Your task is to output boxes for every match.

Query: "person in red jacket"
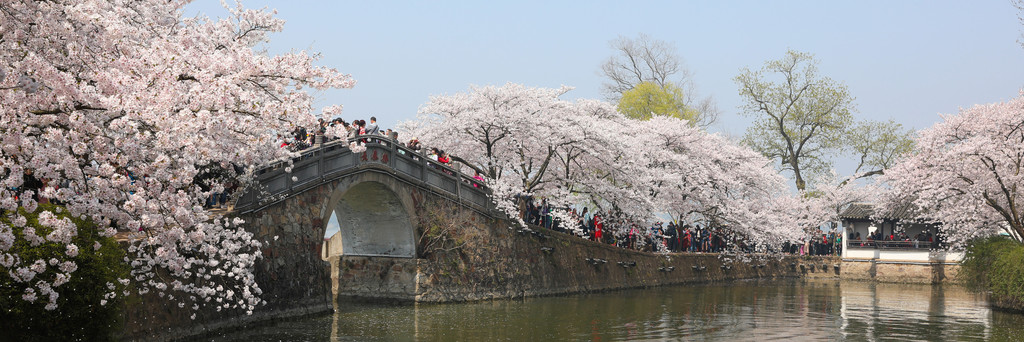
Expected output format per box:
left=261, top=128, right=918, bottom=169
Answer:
left=683, top=226, right=692, bottom=252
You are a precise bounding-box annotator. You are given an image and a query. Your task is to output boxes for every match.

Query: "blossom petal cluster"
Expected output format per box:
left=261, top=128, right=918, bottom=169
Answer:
left=881, top=95, right=1024, bottom=247
left=404, top=83, right=813, bottom=250
left=1, top=0, right=353, bottom=312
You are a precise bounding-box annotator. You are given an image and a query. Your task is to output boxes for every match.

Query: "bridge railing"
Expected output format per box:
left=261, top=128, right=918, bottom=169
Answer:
left=233, top=135, right=492, bottom=213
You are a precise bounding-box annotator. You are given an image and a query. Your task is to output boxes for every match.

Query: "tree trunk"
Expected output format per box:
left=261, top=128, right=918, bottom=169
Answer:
left=517, top=196, right=527, bottom=225
left=791, top=157, right=805, bottom=191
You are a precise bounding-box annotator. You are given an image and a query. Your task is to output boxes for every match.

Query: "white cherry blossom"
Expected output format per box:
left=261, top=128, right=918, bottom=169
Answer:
left=1, top=0, right=353, bottom=312
left=882, top=95, right=1024, bottom=247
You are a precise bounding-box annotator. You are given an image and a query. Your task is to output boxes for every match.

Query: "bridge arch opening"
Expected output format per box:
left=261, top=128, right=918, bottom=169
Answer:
left=322, top=180, right=416, bottom=258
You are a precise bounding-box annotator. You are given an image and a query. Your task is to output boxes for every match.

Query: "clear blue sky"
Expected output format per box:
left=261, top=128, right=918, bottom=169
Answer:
left=188, top=0, right=1024, bottom=167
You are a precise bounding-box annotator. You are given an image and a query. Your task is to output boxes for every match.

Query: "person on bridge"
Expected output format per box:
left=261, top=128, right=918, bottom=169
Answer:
left=428, top=147, right=439, bottom=161
left=366, top=116, right=380, bottom=135
left=438, top=151, right=451, bottom=165
left=358, top=120, right=366, bottom=135
left=472, top=171, right=484, bottom=188
left=408, top=137, right=422, bottom=154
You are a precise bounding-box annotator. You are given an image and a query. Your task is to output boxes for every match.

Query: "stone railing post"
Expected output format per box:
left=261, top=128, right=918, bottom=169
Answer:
left=318, top=141, right=326, bottom=182
left=388, top=136, right=397, bottom=169
left=455, top=165, right=462, bottom=205
left=419, top=147, right=427, bottom=182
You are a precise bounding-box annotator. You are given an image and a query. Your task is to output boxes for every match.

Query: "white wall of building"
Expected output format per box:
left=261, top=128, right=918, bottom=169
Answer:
left=841, top=220, right=961, bottom=263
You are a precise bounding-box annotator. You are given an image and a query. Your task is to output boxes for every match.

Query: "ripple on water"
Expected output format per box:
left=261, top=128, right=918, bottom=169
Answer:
left=205, top=279, right=1024, bottom=342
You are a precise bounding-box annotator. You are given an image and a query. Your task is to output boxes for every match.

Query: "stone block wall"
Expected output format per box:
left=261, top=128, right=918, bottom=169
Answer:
left=119, top=179, right=338, bottom=341
left=332, top=200, right=841, bottom=304
left=118, top=167, right=849, bottom=341
left=409, top=229, right=817, bottom=303
left=840, top=260, right=960, bottom=284
left=331, top=256, right=418, bottom=302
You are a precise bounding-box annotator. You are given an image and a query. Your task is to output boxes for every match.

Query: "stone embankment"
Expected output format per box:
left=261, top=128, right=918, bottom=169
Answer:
left=332, top=223, right=840, bottom=304
left=840, top=258, right=959, bottom=284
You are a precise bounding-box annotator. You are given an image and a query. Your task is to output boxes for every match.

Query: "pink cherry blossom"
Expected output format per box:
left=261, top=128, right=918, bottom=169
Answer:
left=1, top=0, right=353, bottom=312
left=405, top=83, right=808, bottom=250
left=881, top=95, right=1024, bottom=248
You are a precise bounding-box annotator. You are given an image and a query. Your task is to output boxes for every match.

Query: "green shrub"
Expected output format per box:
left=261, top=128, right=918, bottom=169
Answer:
left=960, top=235, right=1024, bottom=310
left=0, top=204, right=129, bottom=342
left=992, top=246, right=1024, bottom=294
left=960, top=236, right=1019, bottom=291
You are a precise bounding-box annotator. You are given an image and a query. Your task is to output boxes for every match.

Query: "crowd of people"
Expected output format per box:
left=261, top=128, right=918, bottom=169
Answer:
left=521, top=196, right=854, bottom=256
left=793, top=231, right=843, bottom=256
left=2, top=114, right=894, bottom=259
left=277, top=116, right=396, bottom=151
left=522, top=197, right=757, bottom=254
left=271, top=115, right=487, bottom=189
left=848, top=230, right=935, bottom=249
left=275, top=116, right=462, bottom=168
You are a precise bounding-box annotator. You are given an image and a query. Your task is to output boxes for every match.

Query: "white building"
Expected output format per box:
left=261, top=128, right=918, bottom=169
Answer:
left=840, top=203, right=962, bottom=264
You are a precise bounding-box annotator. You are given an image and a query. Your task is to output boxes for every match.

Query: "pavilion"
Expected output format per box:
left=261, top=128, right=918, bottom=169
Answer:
left=839, top=202, right=960, bottom=264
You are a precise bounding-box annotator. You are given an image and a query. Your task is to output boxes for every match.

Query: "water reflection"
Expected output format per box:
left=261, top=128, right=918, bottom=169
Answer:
left=839, top=281, right=992, bottom=341
left=207, top=279, right=1024, bottom=341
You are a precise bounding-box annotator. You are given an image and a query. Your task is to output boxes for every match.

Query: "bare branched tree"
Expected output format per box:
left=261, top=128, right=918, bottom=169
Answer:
left=1016, top=0, right=1024, bottom=48
left=600, top=33, right=686, bottom=97
left=600, top=33, right=719, bottom=127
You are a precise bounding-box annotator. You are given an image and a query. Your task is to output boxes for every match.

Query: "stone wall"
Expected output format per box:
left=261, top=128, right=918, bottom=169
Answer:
left=118, top=166, right=844, bottom=341
left=118, top=177, right=338, bottom=341
left=334, top=247, right=840, bottom=304
left=840, top=259, right=960, bottom=284
left=118, top=167, right=489, bottom=341
left=321, top=231, right=343, bottom=260
left=332, top=196, right=842, bottom=304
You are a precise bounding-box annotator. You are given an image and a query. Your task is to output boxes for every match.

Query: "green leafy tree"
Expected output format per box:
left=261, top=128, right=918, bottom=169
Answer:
left=616, top=81, right=700, bottom=124
left=735, top=49, right=855, bottom=191
left=735, top=50, right=916, bottom=190
left=846, top=119, right=915, bottom=178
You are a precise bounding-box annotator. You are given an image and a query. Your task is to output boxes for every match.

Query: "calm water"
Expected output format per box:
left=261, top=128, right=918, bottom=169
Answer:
left=207, top=279, right=1024, bottom=341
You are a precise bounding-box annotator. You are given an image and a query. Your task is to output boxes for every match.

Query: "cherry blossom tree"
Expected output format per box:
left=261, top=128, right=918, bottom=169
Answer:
left=819, top=174, right=879, bottom=223
left=0, top=0, right=353, bottom=313
left=402, top=83, right=622, bottom=230
left=882, top=95, right=1024, bottom=247
left=786, top=172, right=881, bottom=244
left=628, top=116, right=803, bottom=249
left=405, top=83, right=805, bottom=249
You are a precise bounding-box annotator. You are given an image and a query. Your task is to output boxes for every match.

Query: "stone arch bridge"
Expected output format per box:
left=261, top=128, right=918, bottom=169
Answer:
left=125, top=137, right=813, bottom=341
left=232, top=137, right=494, bottom=317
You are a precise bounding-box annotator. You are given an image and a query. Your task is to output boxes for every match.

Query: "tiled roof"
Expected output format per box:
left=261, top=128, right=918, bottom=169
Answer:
left=839, top=203, right=873, bottom=220
left=839, top=202, right=921, bottom=221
